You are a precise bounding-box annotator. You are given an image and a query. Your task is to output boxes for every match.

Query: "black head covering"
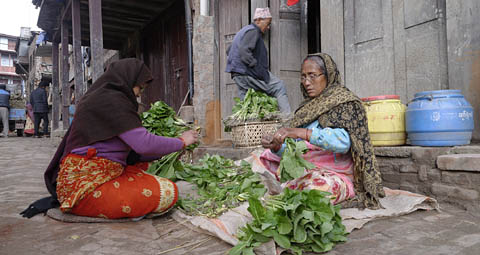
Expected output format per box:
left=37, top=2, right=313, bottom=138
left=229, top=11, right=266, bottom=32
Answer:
left=45, top=58, right=153, bottom=196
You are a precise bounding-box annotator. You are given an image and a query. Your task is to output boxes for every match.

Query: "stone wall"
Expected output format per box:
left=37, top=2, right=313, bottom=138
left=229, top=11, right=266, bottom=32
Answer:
left=376, top=146, right=480, bottom=215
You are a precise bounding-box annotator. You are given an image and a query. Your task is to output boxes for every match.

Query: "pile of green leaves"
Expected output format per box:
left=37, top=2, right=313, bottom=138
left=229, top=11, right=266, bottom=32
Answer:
left=230, top=189, right=348, bottom=255
left=176, top=154, right=267, bottom=218
left=278, top=138, right=317, bottom=183
left=224, top=89, right=280, bottom=131
left=141, top=101, right=196, bottom=180
left=141, top=101, right=190, bottom=137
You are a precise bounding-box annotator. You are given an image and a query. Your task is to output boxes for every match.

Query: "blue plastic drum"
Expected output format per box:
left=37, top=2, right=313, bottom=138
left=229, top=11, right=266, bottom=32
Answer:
left=406, top=90, right=474, bottom=146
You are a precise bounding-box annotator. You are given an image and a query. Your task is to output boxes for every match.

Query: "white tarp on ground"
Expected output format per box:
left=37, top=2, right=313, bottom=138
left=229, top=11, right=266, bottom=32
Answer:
left=172, top=150, right=439, bottom=253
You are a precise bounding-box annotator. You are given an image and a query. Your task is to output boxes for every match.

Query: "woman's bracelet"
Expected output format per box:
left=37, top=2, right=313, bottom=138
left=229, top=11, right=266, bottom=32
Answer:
left=178, top=137, right=187, bottom=149
left=305, top=129, right=309, bottom=141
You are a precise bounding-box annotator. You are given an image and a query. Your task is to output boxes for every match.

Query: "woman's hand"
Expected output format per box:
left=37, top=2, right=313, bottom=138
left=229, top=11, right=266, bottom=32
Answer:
left=272, top=128, right=305, bottom=142
left=179, top=130, right=199, bottom=147
left=263, top=128, right=311, bottom=151
left=262, top=134, right=282, bottom=152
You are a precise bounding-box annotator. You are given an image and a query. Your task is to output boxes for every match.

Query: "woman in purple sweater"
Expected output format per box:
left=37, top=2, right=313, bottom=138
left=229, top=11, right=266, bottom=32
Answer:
left=22, top=58, right=198, bottom=219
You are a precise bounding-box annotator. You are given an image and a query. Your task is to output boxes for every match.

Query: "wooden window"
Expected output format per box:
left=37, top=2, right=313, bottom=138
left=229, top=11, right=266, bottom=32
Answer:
left=0, top=38, right=8, bottom=50
left=1, top=54, right=11, bottom=66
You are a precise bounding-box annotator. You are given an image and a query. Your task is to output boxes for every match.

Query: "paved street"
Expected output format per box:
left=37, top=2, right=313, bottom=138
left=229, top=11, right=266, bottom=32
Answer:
left=1, top=137, right=480, bottom=255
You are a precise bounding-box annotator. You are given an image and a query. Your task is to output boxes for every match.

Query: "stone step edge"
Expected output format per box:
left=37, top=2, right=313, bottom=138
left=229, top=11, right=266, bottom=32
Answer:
left=437, top=154, right=480, bottom=172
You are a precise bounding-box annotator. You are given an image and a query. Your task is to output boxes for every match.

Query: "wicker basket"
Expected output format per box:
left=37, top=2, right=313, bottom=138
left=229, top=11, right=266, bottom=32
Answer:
left=231, top=121, right=282, bottom=147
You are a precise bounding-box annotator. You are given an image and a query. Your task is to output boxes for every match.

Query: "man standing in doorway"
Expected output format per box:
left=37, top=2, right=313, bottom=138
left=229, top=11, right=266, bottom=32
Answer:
left=30, top=80, right=50, bottom=138
left=0, top=84, right=10, bottom=138
left=226, top=7, right=291, bottom=114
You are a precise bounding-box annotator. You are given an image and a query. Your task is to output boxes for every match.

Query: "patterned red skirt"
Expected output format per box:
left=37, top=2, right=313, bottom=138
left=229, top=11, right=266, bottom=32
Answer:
left=56, top=151, right=177, bottom=219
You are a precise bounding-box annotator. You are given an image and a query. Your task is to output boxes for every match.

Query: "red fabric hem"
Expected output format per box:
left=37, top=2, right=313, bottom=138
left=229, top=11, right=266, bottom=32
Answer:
left=166, top=179, right=179, bottom=210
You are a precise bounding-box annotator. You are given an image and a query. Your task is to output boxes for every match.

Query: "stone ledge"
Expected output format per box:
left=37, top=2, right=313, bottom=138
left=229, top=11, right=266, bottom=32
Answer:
left=431, top=182, right=479, bottom=201
left=437, top=154, right=480, bottom=172
left=374, top=146, right=412, bottom=157
left=196, top=144, right=480, bottom=163
left=450, top=145, right=480, bottom=154
left=193, top=146, right=260, bottom=161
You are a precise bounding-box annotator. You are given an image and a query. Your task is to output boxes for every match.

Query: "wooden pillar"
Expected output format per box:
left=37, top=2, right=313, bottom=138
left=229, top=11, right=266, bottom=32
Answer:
left=61, top=21, right=70, bottom=129
left=72, top=0, right=84, bottom=104
left=52, top=42, right=60, bottom=131
left=89, top=0, right=104, bottom=82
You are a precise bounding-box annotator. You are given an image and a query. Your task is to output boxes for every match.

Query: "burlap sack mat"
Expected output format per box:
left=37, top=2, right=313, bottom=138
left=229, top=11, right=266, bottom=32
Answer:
left=46, top=208, right=168, bottom=223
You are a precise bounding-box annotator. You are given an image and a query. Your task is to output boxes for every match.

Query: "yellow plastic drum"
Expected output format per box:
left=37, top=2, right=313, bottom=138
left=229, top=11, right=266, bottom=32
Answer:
left=362, top=95, right=406, bottom=146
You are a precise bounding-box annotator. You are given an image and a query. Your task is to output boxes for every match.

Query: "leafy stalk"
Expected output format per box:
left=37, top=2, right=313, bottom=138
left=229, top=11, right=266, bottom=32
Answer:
left=224, top=89, right=281, bottom=131
left=230, top=189, right=348, bottom=255
left=140, top=100, right=198, bottom=180
left=278, top=138, right=317, bottom=182
left=175, top=154, right=267, bottom=218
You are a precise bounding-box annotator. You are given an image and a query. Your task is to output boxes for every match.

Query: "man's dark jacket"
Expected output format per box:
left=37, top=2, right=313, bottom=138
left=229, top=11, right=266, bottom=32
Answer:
left=225, top=23, right=270, bottom=83
left=30, top=87, right=49, bottom=113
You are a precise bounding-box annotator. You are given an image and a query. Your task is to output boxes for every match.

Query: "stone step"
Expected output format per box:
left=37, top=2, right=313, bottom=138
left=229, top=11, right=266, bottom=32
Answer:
left=437, top=154, right=480, bottom=172
left=193, top=145, right=260, bottom=161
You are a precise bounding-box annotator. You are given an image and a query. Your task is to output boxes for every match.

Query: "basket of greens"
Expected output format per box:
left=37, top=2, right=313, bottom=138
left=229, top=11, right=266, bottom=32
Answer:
left=224, top=89, right=283, bottom=147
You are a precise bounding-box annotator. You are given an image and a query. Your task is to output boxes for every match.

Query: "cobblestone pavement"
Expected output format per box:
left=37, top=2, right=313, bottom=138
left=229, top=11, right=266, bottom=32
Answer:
left=1, top=137, right=479, bottom=255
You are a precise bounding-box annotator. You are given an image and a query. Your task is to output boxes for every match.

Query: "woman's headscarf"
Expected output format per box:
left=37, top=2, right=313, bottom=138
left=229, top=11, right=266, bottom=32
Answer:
left=291, top=53, right=385, bottom=209
left=44, top=58, right=153, bottom=197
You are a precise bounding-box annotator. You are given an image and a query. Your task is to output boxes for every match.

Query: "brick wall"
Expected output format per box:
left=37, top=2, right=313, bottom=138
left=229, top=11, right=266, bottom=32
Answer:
left=0, top=66, right=15, bottom=73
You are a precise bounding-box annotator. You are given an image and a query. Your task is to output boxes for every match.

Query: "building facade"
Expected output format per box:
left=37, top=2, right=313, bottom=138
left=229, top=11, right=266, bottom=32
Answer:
left=0, top=33, right=21, bottom=90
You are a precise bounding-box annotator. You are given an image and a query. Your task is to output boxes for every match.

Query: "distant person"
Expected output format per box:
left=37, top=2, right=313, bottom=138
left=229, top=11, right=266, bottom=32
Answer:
left=0, top=84, right=10, bottom=138
left=225, top=7, right=291, bottom=114
left=24, top=103, right=35, bottom=136
left=30, top=80, right=49, bottom=138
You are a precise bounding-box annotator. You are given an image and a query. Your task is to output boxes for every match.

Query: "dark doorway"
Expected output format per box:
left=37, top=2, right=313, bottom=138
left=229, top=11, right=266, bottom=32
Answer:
left=307, top=0, right=321, bottom=54
left=141, top=1, right=189, bottom=112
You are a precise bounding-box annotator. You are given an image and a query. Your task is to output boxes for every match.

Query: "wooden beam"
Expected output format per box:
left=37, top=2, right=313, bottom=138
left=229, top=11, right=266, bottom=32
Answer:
left=72, top=0, right=84, bottom=104
left=52, top=0, right=73, bottom=43
left=89, top=0, right=104, bottom=82
left=79, top=17, right=144, bottom=32
left=61, top=0, right=73, bottom=24
left=80, top=24, right=137, bottom=35
left=102, top=0, right=169, bottom=14
left=100, top=5, right=154, bottom=19
left=61, top=21, right=70, bottom=129
left=52, top=42, right=60, bottom=131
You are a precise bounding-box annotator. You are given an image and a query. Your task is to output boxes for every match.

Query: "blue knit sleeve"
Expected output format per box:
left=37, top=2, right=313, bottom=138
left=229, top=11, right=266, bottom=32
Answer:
left=272, top=121, right=351, bottom=156
left=309, top=122, right=350, bottom=153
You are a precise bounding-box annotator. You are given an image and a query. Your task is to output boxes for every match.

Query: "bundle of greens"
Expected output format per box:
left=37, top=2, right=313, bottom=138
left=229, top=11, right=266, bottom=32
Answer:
left=141, top=101, right=190, bottom=137
left=176, top=154, right=267, bottom=218
left=278, top=138, right=317, bottom=183
left=230, top=189, right=348, bottom=255
left=224, top=89, right=280, bottom=131
left=141, top=101, right=196, bottom=180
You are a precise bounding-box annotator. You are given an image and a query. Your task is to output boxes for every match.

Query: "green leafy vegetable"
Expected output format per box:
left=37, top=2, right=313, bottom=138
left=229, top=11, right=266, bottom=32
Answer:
left=224, top=89, right=281, bottom=131
left=176, top=154, right=267, bottom=218
left=142, top=101, right=190, bottom=138
left=230, top=189, right=348, bottom=255
left=140, top=101, right=197, bottom=180
left=278, top=138, right=317, bottom=182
